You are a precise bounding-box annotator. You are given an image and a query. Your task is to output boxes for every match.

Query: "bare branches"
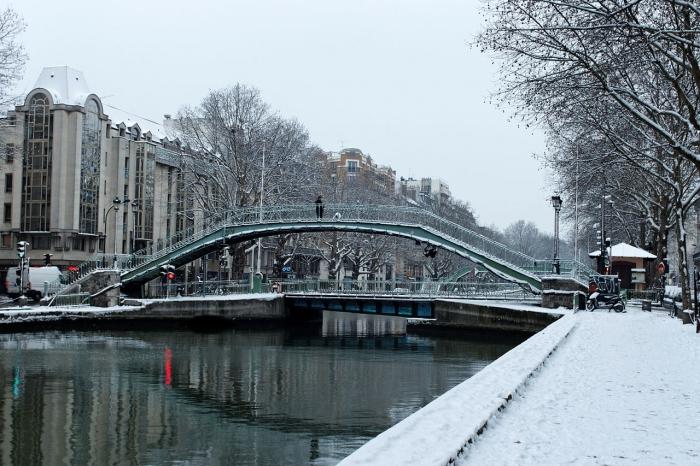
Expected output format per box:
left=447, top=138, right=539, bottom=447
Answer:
left=0, top=7, right=26, bottom=109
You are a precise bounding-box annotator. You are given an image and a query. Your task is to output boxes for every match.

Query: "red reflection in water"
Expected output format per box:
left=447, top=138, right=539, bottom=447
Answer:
left=164, top=347, right=172, bottom=387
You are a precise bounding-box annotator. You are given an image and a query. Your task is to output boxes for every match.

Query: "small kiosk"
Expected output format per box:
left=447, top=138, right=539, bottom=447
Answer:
left=589, top=242, right=657, bottom=291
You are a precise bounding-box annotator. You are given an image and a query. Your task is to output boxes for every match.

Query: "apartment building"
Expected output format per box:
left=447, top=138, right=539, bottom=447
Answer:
left=0, top=66, right=192, bottom=277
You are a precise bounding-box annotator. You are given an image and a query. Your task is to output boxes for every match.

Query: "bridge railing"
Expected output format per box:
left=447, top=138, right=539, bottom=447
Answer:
left=525, top=258, right=597, bottom=284
left=145, top=280, right=263, bottom=298
left=277, top=279, right=538, bottom=301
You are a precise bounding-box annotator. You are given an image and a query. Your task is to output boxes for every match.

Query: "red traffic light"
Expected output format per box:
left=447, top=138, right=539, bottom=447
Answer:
left=67, top=265, right=79, bottom=272
left=166, top=272, right=175, bottom=281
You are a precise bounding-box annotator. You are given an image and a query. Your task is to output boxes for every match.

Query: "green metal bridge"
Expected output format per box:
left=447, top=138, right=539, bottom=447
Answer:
left=56, top=204, right=593, bottom=297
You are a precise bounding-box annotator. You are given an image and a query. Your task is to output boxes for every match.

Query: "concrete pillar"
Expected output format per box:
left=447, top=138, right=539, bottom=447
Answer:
left=541, top=276, right=587, bottom=310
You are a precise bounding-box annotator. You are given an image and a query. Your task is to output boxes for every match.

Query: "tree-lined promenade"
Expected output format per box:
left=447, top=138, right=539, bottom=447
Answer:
left=478, top=0, right=700, bottom=308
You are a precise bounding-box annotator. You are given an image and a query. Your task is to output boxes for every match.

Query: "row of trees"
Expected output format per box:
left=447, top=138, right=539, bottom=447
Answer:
left=172, top=83, right=485, bottom=281
left=478, top=0, right=700, bottom=307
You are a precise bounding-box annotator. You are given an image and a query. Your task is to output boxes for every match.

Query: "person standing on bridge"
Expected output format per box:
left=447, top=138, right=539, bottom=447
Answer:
left=315, top=195, right=324, bottom=219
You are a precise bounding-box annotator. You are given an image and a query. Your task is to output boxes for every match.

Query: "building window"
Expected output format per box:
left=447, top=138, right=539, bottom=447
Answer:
left=3, top=203, right=11, bottom=223
left=79, top=99, right=101, bottom=234
left=5, top=143, right=14, bottom=162
left=4, top=174, right=11, bottom=193
left=21, top=93, right=52, bottom=232
left=347, top=160, right=358, bottom=174
left=1, top=232, right=11, bottom=248
left=133, top=144, right=155, bottom=242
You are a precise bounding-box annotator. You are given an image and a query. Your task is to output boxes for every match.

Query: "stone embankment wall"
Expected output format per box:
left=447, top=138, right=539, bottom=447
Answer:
left=133, top=296, right=286, bottom=321
left=541, top=277, right=587, bottom=310
left=431, top=300, right=561, bottom=333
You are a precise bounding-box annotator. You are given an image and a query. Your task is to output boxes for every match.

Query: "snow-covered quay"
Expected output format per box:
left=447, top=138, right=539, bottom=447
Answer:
left=343, top=305, right=700, bottom=465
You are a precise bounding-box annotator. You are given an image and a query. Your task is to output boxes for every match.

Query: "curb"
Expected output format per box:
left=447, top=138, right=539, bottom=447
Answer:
left=339, top=314, right=577, bottom=466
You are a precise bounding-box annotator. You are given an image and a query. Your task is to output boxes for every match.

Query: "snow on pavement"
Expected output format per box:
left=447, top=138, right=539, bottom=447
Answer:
left=340, top=313, right=576, bottom=466
left=458, top=306, right=700, bottom=465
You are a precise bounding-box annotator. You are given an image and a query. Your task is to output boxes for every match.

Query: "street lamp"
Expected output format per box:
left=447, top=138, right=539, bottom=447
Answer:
left=130, top=199, right=139, bottom=253
left=551, top=195, right=562, bottom=274
left=257, top=143, right=265, bottom=278
left=103, top=197, right=122, bottom=267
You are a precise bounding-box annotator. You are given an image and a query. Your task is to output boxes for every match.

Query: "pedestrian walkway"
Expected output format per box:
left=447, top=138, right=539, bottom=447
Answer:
left=458, top=306, right=700, bottom=465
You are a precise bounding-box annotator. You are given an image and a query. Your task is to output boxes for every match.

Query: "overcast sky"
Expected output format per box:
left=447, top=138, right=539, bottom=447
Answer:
left=11, top=0, right=556, bottom=233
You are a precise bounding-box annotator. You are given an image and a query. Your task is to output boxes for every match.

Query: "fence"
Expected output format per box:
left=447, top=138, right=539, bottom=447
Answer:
left=51, top=293, right=91, bottom=307
left=145, top=280, right=269, bottom=299
left=276, top=279, right=539, bottom=301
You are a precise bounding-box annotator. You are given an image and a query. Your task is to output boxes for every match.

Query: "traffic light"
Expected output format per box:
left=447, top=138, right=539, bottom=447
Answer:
left=16, top=241, right=28, bottom=258
left=166, top=264, right=175, bottom=281
left=160, top=265, right=168, bottom=277
left=44, top=253, right=53, bottom=266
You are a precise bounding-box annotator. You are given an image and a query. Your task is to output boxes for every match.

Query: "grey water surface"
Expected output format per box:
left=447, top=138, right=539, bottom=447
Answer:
left=0, top=312, right=524, bottom=466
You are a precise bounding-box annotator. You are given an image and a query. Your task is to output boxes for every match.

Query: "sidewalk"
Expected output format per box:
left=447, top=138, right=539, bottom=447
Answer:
left=458, top=305, right=700, bottom=465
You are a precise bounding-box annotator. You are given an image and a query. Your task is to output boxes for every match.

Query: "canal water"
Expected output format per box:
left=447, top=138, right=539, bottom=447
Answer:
left=0, top=312, right=526, bottom=465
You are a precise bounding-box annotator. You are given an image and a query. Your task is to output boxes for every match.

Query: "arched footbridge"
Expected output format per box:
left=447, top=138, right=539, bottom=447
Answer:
left=61, top=204, right=592, bottom=296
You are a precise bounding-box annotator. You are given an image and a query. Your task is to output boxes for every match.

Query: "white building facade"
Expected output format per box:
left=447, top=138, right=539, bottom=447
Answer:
left=0, top=67, right=195, bottom=288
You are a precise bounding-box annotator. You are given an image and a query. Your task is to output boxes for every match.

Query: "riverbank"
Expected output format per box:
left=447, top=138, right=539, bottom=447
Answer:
left=456, top=305, right=700, bottom=465
left=341, top=304, right=700, bottom=465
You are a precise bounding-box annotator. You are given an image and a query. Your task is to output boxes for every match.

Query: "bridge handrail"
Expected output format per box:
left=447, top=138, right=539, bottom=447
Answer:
left=277, top=279, right=538, bottom=300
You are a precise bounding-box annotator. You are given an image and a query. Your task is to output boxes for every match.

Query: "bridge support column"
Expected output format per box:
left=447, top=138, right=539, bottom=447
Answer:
left=80, top=271, right=121, bottom=307
left=541, top=277, right=587, bottom=310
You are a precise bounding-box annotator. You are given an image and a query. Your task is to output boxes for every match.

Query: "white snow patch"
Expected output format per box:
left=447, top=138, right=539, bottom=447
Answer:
left=457, top=306, right=700, bottom=465
left=139, top=293, right=280, bottom=305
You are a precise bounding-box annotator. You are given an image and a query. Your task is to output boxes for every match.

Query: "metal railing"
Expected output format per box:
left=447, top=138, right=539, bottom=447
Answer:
left=52, top=293, right=91, bottom=307
left=277, top=279, right=539, bottom=301
left=145, top=280, right=269, bottom=299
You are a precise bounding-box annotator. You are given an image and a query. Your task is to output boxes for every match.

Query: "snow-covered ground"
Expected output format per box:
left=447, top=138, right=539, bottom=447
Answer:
left=139, top=292, right=280, bottom=304
left=458, top=305, right=700, bottom=465
left=439, top=299, right=569, bottom=315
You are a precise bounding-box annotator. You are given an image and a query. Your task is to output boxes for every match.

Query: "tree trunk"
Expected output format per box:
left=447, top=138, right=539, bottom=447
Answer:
left=674, top=201, right=691, bottom=310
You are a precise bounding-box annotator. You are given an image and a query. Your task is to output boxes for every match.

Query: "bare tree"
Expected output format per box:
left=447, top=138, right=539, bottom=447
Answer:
left=478, top=0, right=700, bottom=307
left=0, top=7, right=26, bottom=108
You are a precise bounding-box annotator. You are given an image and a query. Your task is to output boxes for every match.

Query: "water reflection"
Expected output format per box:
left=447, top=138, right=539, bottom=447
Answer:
left=0, top=317, right=523, bottom=465
left=321, top=310, right=406, bottom=336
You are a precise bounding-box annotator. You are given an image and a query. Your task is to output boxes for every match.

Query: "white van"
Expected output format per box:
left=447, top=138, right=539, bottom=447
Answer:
left=5, top=266, right=62, bottom=301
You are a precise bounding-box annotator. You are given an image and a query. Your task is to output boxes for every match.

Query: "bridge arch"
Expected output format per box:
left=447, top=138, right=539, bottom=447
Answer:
left=120, top=205, right=543, bottom=293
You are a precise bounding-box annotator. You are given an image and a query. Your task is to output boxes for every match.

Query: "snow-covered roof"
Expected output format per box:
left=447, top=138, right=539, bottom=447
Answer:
left=104, top=104, right=168, bottom=141
left=588, top=242, right=657, bottom=259
left=33, top=66, right=91, bottom=106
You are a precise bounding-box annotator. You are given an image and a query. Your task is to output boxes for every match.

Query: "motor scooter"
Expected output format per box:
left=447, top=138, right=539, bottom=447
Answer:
left=586, top=275, right=625, bottom=312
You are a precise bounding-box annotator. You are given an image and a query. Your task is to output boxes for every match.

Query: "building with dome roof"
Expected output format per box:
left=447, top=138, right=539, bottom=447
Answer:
left=0, top=66, right=195, bottom=285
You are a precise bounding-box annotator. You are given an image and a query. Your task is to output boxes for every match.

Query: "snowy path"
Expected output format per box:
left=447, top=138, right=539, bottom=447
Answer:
left=458, top=307, right=700, bottom=465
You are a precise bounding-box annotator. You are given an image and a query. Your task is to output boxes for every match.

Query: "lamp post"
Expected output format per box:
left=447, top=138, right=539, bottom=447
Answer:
left=130, top=200, right=139, bottom=253
left=103, top=197, right=122, bottom=267
left=256, top=144, right=265, bottom=278
left=551, top=195, right=562, bottom=274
